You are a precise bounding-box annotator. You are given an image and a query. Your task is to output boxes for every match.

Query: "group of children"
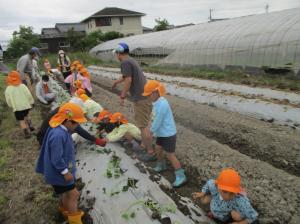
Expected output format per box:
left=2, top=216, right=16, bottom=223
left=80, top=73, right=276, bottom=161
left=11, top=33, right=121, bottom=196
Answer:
left=4, top=51, right=258, bottom=224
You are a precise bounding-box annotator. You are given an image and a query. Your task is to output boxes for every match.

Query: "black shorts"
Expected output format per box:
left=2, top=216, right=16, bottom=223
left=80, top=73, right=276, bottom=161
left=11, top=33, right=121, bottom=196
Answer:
left=156, top=135, right=177, bottom=153
left=62, top=71, right=71, bottom=79
left=52, top=184, right=75, bottom=194
left=85, top=89, right=92, bottom=97
left=14, top=109, right=30, bottom=121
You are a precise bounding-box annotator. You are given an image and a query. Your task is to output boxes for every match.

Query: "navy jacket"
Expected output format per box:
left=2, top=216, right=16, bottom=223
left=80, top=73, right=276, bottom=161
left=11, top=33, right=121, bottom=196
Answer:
left=36, top=126, right=76, bottom=186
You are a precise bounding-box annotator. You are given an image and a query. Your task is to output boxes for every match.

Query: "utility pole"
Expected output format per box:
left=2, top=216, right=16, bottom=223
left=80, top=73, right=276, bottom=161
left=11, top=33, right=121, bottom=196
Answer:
left=209, top=8, right=214, bottom=22
left=265, top=4, right=269, bottom=13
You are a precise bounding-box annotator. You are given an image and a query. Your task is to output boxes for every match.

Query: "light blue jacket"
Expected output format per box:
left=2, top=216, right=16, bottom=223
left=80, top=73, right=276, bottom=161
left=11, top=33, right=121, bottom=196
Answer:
left=151, top=97, right=176, bottom=137
left=202, top=179, right=258, bottom=223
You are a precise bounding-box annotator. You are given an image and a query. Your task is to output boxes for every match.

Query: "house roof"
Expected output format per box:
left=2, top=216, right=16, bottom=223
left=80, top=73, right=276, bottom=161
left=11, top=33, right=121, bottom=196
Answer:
left=41, top=28, right=60, bottom=35
left=82, top=7, right=145, bottom=22
left=55, top=23, right=85, bottom=32
left=40, top=23, right=85, bottom=39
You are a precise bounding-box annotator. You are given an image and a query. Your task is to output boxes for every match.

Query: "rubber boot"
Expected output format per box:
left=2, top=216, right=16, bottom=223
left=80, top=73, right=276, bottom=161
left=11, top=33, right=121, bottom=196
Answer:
left=172, top=168, right=187, bottom=188
left=23, top=129, right=31, bottom=139
left=154, top=160, right=167, bottom=172
left=68, top=211, right=83, bottom=224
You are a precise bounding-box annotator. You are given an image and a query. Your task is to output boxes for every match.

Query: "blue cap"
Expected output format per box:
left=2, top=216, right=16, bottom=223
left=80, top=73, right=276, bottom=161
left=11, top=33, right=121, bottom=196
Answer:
left=30, top=47, right=40, bottom=56
left=114, top=43, right=129, bottom=54
left=119, top=43, right=129, bottom=51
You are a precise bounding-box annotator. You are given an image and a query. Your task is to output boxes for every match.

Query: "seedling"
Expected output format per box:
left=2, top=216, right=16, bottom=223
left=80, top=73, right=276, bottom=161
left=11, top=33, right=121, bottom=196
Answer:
left=106, top=178, right=139, bottom=196
left=121, top=198, right=176, bottom=221
left=103, top=148, right=112, bottom=154
left=105, top=152, right=123, bottom=179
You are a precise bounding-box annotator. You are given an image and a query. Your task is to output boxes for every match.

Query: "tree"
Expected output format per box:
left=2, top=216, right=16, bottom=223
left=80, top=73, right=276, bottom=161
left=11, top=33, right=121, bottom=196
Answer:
left=102, top=31, right=124, bottom=42
left=154, top=18, right=170, bottom=31
left=5, top=26, right=40, bottom=59
left=78, top=30, right=103, bottom=51
left=67, top=28, right=85, bottom=51
left=77, top=31, right=124, bottom=51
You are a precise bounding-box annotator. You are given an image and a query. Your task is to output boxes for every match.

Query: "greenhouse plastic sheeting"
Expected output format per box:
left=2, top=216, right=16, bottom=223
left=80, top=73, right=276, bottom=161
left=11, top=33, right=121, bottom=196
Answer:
left=90, top=8, right=300, bottom=73
left=73, top=125, right=213, bottom=224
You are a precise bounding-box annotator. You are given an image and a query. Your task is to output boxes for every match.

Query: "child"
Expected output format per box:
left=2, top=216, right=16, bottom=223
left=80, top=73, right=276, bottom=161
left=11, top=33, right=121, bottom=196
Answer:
left=35, top=75, right=56, bottom=105
left=65, top=62, right=92, bottom=96
left=76, top=89, right=103, bottom=120
left=104, top=112, right=142, bottom=148
left=44, top=58, right=51, bottom=72
left=142, top=80, right=186, bottom=187
left=36, top=103, right=87, bottom=224
left=192, top=168, right=258, bottom=224
left=94, top=110, right=116, bottom=134
left=80, top=68, right=91, bottom=80
left=5, top=71, right=34, bottom=138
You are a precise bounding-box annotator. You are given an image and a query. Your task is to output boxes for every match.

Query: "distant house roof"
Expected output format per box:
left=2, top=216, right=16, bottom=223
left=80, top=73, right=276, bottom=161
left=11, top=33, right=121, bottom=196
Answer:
left=41, top=28, right=60, bottom=35
left=82, top=7, right=145, bottom=22
left=55, top=23, right=85, bottom=32
left=40, top=23, right=85, bottom=39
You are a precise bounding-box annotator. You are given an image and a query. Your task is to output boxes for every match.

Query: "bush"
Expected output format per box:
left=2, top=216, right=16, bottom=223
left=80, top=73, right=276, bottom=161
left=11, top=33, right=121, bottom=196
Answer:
left=5, top=26, right=40, bottom=59
left=73, top=31, right=124, bottom=52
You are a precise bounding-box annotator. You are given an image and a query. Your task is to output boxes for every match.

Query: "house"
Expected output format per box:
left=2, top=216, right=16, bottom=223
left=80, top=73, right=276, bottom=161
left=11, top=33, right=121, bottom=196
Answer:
left=40, top=23, right=85, bottom=53
left=81, top=7, right=145, bottom=36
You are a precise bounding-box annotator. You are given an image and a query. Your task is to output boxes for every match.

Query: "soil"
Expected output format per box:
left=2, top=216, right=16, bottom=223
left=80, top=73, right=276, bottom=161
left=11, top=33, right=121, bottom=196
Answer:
left=0, top=105, right=94, bottom=224
left=92, top=75, right=300, bottom=176
left=90, top=75, right=300, bottom=224
left=0, top=106, right=59, bottom=224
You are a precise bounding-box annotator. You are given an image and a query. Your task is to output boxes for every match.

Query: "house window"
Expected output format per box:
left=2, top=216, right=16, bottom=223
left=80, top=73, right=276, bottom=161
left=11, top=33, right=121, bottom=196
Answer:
left=119, top=17, right=124, bottom=25
left=59, top=41, right=70, bottom=48
left=95, top=17, right=112, bottom=27
left=40, top=43, right=49, bottom=50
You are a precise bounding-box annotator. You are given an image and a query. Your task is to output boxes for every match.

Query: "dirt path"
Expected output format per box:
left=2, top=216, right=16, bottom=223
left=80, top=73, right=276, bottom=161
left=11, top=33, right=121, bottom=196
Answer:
left=0, top=105, right=60, bottom=224
left=92, top=75, right=300, bottom=176
left=91, top=78, right=300, bottom=224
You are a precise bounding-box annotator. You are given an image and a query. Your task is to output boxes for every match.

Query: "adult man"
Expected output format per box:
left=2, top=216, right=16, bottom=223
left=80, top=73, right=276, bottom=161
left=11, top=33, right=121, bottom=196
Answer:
left=17, top=47, right=40, bottom=92
left=36, top=75, right=56, bottom=105
left=112, top=43, right=155, bottom=161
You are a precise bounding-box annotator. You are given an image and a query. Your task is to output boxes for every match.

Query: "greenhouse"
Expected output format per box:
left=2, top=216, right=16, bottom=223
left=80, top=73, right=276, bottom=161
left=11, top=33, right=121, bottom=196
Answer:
left=90, top=8, right=300, bottom=75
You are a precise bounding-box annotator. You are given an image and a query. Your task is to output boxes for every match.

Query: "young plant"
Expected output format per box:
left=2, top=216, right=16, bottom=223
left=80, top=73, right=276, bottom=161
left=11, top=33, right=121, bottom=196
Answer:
left=121, top=198, right=177, bottom=221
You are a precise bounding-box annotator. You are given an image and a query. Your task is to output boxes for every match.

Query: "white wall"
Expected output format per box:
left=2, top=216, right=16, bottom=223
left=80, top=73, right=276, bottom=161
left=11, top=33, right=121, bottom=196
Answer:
left=85, top=16, right=143, bottom=36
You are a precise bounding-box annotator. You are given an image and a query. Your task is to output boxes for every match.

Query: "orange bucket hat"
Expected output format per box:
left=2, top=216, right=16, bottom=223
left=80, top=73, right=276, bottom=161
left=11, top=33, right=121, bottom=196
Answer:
left=98, top=110, right=112, bottom=121
left=49, top=103, right=87, bottom=128
left=71, top=60, right=81, bottom=71
left=6, top=71, right=22, bottom=86
left=76, top=88, right=86, bottom=96
left=215, top=168, right=242, bottom=193
left=142, top=80, right=166, bottom=97
left=81, top=68, right=91, bottom=79
left=77, top=64, right=84, bottom=72
left=78, top=93, right=89, bottom=102
left=110, top=112, right=128, bottom=124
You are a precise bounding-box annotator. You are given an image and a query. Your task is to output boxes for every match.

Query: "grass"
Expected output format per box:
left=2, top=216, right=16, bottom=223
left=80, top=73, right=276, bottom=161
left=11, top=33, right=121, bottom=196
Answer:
left=143, top=65, right=300, bottom=92
left=0, top=75, right=14, bottom=183
left=0, top=72, right=58, bottom=223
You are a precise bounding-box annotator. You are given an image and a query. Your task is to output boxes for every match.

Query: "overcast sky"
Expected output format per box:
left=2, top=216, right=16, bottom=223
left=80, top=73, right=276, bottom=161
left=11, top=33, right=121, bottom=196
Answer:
left=1, top=0, right=300, bottom=43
